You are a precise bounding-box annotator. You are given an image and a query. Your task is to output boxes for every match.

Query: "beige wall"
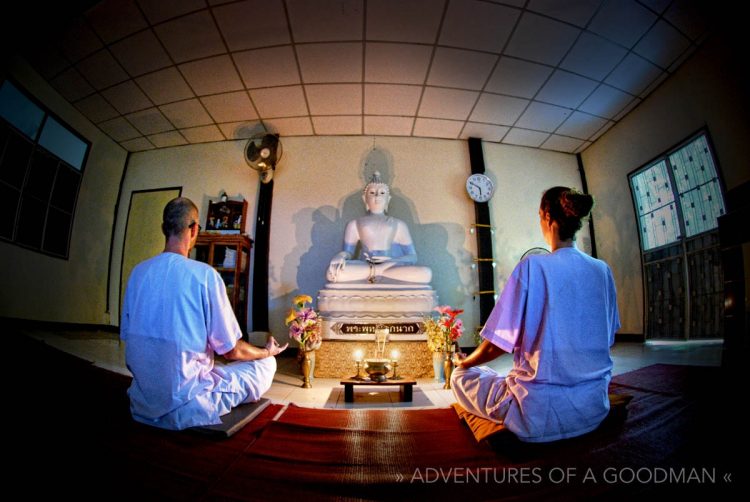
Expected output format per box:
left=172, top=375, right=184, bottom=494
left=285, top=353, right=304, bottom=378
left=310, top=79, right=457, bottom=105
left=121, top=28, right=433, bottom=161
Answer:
left=115, top=136, right=581, bottom=345
left=0, top=57, right=127, bottom=324
left=582, top=32, right=750, bottom=334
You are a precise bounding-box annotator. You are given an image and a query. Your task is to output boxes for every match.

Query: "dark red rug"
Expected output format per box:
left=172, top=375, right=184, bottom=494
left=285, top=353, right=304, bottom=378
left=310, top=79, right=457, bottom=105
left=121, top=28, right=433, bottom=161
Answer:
left=11, top=332, right=743, bottom=499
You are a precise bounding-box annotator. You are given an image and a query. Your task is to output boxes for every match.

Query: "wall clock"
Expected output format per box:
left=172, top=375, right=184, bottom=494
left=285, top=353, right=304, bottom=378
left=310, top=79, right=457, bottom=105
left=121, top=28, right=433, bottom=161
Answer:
left=466, top=173, right=494, bottom=202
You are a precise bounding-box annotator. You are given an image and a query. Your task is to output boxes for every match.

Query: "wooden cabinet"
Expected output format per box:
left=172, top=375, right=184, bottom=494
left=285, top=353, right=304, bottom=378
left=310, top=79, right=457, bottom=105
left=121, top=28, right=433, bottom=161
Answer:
left=192, top=233, right=253, bottom=333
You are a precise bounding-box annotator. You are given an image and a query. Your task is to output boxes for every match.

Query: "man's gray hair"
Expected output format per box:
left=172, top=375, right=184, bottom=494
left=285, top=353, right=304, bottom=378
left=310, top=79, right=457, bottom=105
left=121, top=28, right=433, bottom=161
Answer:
left=162, top=197, right=198, bottom=237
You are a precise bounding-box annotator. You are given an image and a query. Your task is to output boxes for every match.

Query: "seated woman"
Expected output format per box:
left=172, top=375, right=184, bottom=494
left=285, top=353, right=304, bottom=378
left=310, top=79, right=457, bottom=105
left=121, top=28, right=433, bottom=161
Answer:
left=327, top=171, right=431, bottom=284
left=452, top=187, right=619, bottom=443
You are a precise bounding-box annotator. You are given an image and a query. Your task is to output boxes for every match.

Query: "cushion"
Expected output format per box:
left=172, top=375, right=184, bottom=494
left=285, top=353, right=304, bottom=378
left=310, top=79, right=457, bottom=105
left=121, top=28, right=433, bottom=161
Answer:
left=452, top=393, right=633, bottom=443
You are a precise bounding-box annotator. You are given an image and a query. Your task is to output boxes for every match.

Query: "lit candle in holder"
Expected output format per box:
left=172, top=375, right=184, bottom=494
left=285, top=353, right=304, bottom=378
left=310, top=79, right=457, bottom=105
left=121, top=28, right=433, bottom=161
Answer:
left=390, top=349, right=402, bottom=380
left=351, top=349, right=365, bottom=380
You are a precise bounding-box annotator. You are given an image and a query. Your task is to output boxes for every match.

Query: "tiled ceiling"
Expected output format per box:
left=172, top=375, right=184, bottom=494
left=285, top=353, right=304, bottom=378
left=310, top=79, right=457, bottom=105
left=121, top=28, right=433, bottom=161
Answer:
left=13, top=0, right=712, bottom=154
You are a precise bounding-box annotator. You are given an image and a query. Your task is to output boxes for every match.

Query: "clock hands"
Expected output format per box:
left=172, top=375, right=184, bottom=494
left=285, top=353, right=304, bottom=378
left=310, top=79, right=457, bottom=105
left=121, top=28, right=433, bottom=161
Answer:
left=469, top=181, right=483, bottom=195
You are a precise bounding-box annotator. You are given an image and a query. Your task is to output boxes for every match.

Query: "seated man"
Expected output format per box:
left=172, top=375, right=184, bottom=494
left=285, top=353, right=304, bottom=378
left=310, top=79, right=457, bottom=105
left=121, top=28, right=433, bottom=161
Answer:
left=327, top=171, right=432, bottom=284
left=121, top=197, right=287, bottom=430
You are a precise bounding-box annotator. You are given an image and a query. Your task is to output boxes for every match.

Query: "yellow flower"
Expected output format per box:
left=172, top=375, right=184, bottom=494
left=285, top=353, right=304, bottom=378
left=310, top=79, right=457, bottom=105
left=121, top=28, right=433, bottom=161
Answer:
left=284, top=308, right=297, bottom=325
left=293, top=294, right=313, bottom=308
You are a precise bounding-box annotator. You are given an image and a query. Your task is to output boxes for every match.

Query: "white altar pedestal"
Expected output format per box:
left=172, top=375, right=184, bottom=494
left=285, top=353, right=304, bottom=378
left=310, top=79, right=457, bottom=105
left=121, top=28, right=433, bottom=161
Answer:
left=315, top=280, right=438, bottom=378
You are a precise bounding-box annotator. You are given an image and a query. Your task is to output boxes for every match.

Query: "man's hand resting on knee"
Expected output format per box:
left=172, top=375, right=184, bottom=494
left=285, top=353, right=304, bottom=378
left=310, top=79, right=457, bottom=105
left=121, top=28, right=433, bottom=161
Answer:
left=223, top=336, right=288, bottom=361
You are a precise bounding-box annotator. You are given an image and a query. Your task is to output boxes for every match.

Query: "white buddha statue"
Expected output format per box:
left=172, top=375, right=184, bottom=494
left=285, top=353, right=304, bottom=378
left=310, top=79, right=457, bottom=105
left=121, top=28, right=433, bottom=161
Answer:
left=327, top=172, right=432, bottom=284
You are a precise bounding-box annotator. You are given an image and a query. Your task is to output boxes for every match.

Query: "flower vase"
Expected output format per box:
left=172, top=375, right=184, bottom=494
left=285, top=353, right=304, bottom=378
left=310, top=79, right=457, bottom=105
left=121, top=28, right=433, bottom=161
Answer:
left=432, top=352, right=445, bottom=382
left=300, top=349, right=315, bottom=388
left=443, top=352, right=453, bottom=390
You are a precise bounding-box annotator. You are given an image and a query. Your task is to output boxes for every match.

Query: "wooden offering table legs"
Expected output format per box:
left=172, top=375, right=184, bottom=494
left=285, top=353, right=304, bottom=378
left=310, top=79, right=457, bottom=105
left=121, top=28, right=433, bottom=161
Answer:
left=340, top=378, right=416, bottom=403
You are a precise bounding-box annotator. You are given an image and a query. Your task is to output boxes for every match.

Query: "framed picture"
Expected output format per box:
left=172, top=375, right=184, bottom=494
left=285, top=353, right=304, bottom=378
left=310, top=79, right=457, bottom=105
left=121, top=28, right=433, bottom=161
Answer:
left=205, top=199, right=247, bottom=234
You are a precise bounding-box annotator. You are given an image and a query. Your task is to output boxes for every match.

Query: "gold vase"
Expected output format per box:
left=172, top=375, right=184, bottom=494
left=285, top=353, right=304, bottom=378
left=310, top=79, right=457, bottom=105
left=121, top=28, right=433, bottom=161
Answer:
left=443, top=352, right=453, bottom=390
left=301, top=350, right=314, bottom=388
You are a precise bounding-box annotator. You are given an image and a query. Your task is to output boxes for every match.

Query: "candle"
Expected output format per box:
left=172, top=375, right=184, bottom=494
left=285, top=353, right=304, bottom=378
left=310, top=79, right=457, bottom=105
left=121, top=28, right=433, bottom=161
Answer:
left=353, top=349, right=363, bottom=362
left=390, top=349, right=400, bottom=361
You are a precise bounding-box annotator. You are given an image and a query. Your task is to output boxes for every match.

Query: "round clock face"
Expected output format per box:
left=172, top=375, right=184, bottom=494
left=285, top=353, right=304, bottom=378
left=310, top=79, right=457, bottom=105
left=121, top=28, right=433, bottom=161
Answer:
left=466, top=173, right=494, bottom=202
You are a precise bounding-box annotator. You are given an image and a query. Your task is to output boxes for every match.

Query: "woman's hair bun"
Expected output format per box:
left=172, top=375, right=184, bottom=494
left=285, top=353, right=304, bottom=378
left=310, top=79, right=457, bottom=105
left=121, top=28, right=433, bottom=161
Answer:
left=560, top=189, right=594, bottom=219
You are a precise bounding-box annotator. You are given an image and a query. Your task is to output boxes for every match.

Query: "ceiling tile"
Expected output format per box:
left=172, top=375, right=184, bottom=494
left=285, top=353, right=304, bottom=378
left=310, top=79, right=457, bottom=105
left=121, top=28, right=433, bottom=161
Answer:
left=50, top=68, right=95, bottom=102
left=233, top=46, right=301, bottom=88
left=364, top=84, right=421, bottom=115
left=85, top=0, right=148, bottom=43
left=459, top=123, right=510, bottom=142
left=634, top=20, right=691, bottom=68
left=364, top=116, right=415, bottom=136
left=438, top=0, right=519, bottom=52
left=136, top=67, right=194, bottom=105
left=312, top=116, right=362, bottom=135
left=75, top=50, right=129, bottom=90
left=216, top=121, right=264, bottom=140
left=101, top=80, right=152, bottom=114
left=213, top=0, right=291, bottom=51
left=365, top=43, right=432, bottom=84
left=587, top=0, right=656, bottom=48
left=287, top=0, right=363, bottom=43
left=61, top=17, right=102, bottom=62
left=148, top=130, right=188, bottom=148
left=469, top=93, right=529, bottom=125
left=154, top=10, right=227, bottom=63
left=604, top=53, right=662, bottom=95
left=74, top=93, right=119, bottom=123
left=180, top=125, right=225, bottom=144
left=578, top=84, right=633, bottom=119
left=504, top=12, right=580, bottom=65
left=664, top=0, right=710, bottom=41
left=262, top=117, right=314, bottom=137
left=367, top=0, right=443, bottom=43
left=110, top=30, right=172, bottom=77
left=560, top=32, right=627, bottom=81
left=503, top=128, right=549, bottom=147
left=515, top=101, right=571, bottom=132
left=98, top=116, right=141, bottom=141
left=250, top=86, right=309, bottom=118
left=126, top=108, right=175, bottom=135
left=541, top=134, right=585, bottom=153
left=484, top=57, right=553, bottom=99
left=556, top=110, right=609, bottom=139
left=121, top=137, right=155, bottom=152
left=526, top=0, right=601, bottom=27
left=306, top=84, right=362, bottom=115
left=179, top=55, right=244, bottom=96
left=159, top=99, right=214, bottom=128
left=297, top=43, right=362, bottom=83
left=418, top=87, right=478, bottom=120
left=413, top=118, right=463, bottom=139
left=137, top=0, right=206, bottom=24
left=639, top=0, right=671, bottom=14
left=536, top=70, right=598, bottom=108
left=426, top=48, right=497, bottom=90
left=201, top=92, right=258, bottom=123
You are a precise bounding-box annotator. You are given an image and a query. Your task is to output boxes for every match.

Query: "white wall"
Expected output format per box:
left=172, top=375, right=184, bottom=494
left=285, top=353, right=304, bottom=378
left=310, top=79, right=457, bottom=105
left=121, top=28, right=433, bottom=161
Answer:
left=484, top=143, right=588, bottom=298
left=115, top=136, right=582, bottom=346
left=582, top=31, right=750, bottom=335
left=0, top=57, right=127, bottom=324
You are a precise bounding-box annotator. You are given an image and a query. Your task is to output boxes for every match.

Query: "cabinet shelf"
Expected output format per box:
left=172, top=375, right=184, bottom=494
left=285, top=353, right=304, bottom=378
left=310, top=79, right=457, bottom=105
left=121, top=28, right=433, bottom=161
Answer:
left=192, top=233, right=253, bottom=334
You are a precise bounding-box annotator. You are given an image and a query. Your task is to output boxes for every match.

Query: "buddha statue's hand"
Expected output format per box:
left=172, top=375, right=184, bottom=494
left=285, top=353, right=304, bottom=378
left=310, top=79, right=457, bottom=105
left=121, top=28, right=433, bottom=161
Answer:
left=327, top=251, right=350, bottom=282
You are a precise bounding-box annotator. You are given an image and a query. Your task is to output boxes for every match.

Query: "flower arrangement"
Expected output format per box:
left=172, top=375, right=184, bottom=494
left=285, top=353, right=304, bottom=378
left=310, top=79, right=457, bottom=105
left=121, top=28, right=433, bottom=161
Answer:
left=425, top=305, right=464, bottom=353
left=285, top=295, right=322, bottom=351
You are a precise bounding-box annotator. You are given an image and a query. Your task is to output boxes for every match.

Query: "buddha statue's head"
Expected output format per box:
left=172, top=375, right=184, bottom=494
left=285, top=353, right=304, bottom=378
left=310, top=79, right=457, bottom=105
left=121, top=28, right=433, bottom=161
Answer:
left=362, top=171, right=391, bottom=214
